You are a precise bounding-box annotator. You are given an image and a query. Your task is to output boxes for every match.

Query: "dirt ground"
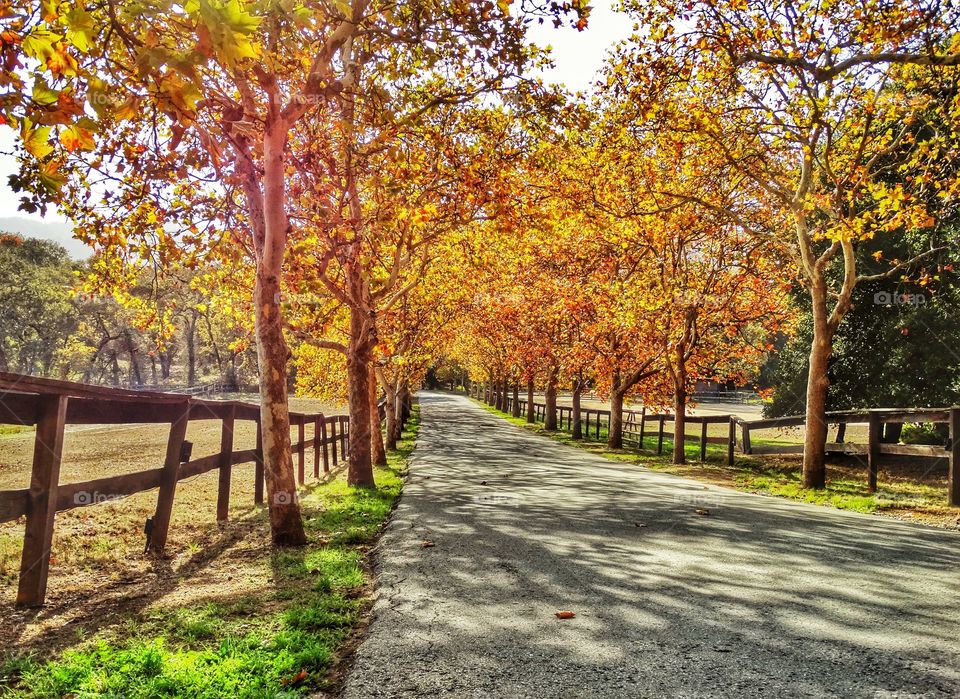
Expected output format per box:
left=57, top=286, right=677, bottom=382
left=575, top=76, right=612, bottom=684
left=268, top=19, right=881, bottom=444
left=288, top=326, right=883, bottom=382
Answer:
left=0, top=396, right=343, bottom=655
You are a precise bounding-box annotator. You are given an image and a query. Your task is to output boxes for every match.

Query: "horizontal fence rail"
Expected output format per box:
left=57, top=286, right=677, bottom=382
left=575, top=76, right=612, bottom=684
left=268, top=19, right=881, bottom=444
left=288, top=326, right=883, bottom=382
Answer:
left=0, top=371, right=366, bottom=608
left=470, top=383, right=960, bottom=508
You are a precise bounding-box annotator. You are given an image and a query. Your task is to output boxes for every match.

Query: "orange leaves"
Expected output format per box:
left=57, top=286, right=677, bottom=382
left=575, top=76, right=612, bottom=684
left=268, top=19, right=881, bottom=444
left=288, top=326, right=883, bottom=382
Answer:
left=59, top=124, right=95, bottom=152
left=555, top=610, right=576, bottom=619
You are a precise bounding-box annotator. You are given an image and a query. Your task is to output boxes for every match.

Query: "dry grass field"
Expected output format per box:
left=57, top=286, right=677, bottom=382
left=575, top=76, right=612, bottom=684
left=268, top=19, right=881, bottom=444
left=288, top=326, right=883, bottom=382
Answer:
left=0, top=395, right=344, bottom=655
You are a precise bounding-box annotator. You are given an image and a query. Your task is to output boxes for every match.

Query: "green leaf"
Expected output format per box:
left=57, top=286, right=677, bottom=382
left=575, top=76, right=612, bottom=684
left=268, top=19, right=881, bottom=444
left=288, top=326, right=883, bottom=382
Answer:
left=31, top=78, right=59, bottom=106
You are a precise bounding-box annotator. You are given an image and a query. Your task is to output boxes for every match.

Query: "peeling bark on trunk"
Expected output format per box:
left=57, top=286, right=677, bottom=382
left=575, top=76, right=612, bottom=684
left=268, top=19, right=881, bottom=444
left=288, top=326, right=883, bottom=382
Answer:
left=346, top=306, right=375, bottom=487
left=608, top=390, right=624, bottom=449
left=370, top=366, right=387, bottom=466
left=803, top=296, right=833, bottom=489
left=572, top=380, right=583, bottom=440
left=253, top=269, right=307, bottom=546
left=545, top=368, right=558, bottom=430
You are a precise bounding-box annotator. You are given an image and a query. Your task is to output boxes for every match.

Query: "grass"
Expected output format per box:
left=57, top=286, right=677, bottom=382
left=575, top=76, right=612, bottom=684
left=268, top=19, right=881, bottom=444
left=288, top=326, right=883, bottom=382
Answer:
left=0, top=425, right=32, bottom=436
left=473, top=399, right=956, bottom=527
left=0, top=407, right=419, bottom=698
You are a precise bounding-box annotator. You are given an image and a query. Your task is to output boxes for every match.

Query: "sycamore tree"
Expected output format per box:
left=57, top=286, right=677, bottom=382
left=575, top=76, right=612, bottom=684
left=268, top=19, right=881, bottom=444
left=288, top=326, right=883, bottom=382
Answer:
left=4, top=0, right=586, bottom=542
left=616, top=0, right=960, bottom=486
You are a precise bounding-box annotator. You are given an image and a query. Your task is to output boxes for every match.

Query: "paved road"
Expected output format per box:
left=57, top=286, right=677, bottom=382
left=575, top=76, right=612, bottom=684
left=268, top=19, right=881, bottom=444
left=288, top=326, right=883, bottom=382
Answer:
left=343, top=392, right=960, bottom=698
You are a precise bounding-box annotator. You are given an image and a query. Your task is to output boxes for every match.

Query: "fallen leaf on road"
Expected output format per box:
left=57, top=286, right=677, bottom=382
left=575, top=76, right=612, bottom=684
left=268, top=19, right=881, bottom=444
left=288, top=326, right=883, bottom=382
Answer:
left=634, top=522, right=647, bottom=528
left=695, top=508, right=710, bottom=516
left=555, top=611, right=576, bottom=619
left=480, top=480, right=488, bottom=485
left=421, top=540, right=436, bottom=548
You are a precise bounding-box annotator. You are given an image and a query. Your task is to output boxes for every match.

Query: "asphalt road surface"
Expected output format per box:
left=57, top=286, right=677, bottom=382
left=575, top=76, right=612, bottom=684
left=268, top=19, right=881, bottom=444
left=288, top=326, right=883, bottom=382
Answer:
left=343, top=392, right=960, bottom=698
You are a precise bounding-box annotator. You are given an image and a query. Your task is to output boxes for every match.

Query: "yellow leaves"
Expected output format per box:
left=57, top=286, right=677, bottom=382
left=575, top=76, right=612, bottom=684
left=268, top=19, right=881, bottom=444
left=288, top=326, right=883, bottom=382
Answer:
left=22, top=28, right=59, bottom=61
left=46, top=42, right=78, bottom=76
left=187, top=0, right=262, bottom=67
left=59, top=124, right=95, bottom=152
left=21, top=120, right=53, bottom=159
left=64, top=7, right=95, bottom=53
left=157, top=72, right=202, bottom=120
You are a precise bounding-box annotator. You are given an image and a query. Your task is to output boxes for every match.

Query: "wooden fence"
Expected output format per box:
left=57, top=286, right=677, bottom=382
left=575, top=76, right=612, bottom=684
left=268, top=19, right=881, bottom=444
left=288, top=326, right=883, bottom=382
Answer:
left=473, top=385, right=960, bottom=507
left=0, top=372, right=353, bottom=608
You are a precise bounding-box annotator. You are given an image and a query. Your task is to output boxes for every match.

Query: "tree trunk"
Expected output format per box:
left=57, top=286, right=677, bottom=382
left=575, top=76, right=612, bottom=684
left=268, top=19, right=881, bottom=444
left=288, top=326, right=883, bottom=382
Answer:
left=511, top=381, right=521, bottom=418
left=803, top=317, right=833, bottom=489
left=608, top=390, right=624, bottom=449
left=572, top=380, right=583, bottom=440
left=545, top=368, right=557, bottom=430
left=384, top=381, right=398, bottom=450
left=370, top=365, right=387, bottom=466
left=673, top=385, right=687, bottom=465
left=526, top=378, right=535, bottom=423
left=225, top=355, right=239, bottom=392
left=124, top=331, right=143, bottom=386
left=0, top=343, right=9, bottom=372
left=346, top=305, right=375, bottom=487
left=495, top=375, right=504, bottom=411
left=400, top=382, right=412, bottom=423
left=253, top=266, right=307, bottom=545
left=185, top=311, right=198, bottom=387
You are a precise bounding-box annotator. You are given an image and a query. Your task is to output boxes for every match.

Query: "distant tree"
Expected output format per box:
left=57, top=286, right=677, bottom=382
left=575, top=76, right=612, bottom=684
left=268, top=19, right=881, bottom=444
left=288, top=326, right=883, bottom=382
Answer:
left=0, top=235, right=77, bottom=375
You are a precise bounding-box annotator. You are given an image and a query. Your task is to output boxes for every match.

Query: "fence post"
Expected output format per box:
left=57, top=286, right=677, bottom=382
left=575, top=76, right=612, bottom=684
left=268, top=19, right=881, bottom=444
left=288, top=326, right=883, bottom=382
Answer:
left=657, top=416, right=665, bottom=455
left=297, top=418, right=305, bottom=485
left=639, top=408, right=646, bottom=449
left=16, top=393, right=68, bottom=608
left=216, top=406, right=235, bottom=522
left=700, top=419, right=708, bottom=462
left=867, top=413, right=881, bottom=493
left=340, top=416, right=349, bottom=457
left=949, top=407, right=960, bottom=506
left=330, top=418, right=338, bottom=467
left=314, top=416, right=322, bottom=478
left=254, top=418, right=264, bottom=505
left=741, top=422, right=752, bottom=455
left=150, top=402, right=191, bottom=553
left=727, top=417, right=736, bottom=466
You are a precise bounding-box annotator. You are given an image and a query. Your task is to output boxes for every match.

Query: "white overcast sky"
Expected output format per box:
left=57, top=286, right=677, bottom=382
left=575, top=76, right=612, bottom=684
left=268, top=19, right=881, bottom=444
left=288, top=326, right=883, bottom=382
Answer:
left=0, top=0, right=631, bottom=225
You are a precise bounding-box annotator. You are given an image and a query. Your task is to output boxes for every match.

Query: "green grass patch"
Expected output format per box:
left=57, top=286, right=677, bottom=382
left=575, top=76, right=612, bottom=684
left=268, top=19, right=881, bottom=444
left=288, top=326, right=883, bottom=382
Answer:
left=472, top=399, right=950, bottom=518
left=0, top=424, right=32, bottom=437
left=0, top=408, right=419, bottom=698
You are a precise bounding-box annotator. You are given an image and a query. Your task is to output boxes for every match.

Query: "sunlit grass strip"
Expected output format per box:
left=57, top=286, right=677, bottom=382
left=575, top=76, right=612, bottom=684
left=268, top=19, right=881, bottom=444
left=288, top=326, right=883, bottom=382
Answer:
left=0, top=408, right=419, bottom=698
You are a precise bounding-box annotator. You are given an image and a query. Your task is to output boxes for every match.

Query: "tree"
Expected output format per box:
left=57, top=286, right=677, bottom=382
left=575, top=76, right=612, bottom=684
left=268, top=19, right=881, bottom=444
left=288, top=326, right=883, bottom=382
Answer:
left=617, top=0, right=960, bottom=485
left=0, top=234, right=78, bottom=374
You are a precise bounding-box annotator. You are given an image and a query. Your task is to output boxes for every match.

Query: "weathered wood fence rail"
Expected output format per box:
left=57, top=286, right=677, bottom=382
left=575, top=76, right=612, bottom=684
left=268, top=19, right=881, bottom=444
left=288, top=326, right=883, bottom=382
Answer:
left=471, top=384, right=960, bottom=507
left=0, top=372, right=353, bottom=608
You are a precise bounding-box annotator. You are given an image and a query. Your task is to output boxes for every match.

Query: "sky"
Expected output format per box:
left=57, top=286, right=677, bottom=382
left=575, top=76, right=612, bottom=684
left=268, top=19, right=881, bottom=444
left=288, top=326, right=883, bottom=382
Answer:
left=0, top=0, right=632, bottom=229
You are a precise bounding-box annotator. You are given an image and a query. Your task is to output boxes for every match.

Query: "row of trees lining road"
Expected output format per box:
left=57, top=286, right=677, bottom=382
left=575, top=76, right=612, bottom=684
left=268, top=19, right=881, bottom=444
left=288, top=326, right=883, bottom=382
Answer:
left=0, top=234, right=258, bottom=387
left=2, top=0, right=959, bottom=546
left=2, top=0, right=588, bottom=544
